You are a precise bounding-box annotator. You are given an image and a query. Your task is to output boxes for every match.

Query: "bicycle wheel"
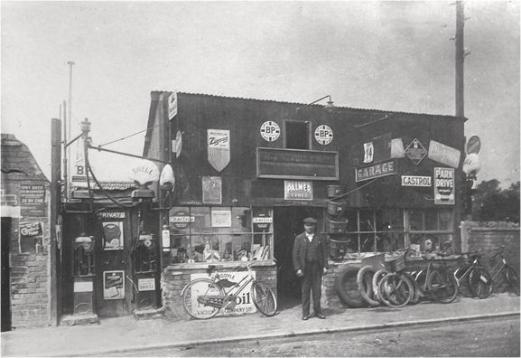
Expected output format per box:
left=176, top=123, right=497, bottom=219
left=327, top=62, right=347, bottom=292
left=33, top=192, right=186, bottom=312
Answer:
left=468, top=267, right=493, bottom=299
left=372, top=269, right=388, bottom=303
left=378, top=272, right=414, bottom=308
left=403, top=272, right=421, bottom=304
left=357, top=265, right=380, bottom=306
left=251, top=282, right=277, bottom=316
left=504, top=265, right=520, bottom=296
left=427, top=269, right=458, bottom=303
left=182, top=279, right=224, bottom=319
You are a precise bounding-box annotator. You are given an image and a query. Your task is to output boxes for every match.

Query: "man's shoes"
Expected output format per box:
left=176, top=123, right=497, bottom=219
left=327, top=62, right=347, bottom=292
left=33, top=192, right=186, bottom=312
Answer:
left=315, top=312, right=326, bottom=319
left=302, top=314, right=310, bottom=320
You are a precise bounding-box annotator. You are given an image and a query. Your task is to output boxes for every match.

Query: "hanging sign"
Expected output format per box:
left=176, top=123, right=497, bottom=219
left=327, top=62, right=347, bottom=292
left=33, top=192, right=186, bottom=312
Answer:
left=260, top=121, right=280, bottom=142
left=103, top=271, right=125, bottom=300
left=314, top=125, right=333, bottom=145
left=284, top=180, right=313, bottom=200
left=202, top=176, right=222, bottom=204
left=434, top=167, right=455, bottom=205
left=401, top=175, right=432, bottom=187
left=211, top=208, right=232, bottom=227
left=207, top=129, right=230, bottom=172
left=428, top=140, right=461, bottom=168
left=466, top=135, right=481, bottom=154
left=405, top=138, right=427, bottom=165
left=168, top=92, right=178, bottom=119
left=102, top=221, right=124, bottom=250
left=363, top=142, right=374, bottom=163
left=355, top=160, right=396, bottom=182
left=190, top=271, right=256, bottom=316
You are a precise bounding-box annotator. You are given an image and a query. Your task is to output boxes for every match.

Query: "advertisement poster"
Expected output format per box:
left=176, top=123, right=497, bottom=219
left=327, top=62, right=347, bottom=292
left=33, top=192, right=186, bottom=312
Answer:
left=103, top=271, right=125, bottom=300
left=19, top=221, right=43, bottom=254
left=202, top=176, right=222, bottom=204
left=102, top=221, right=124, bottom=250
left=211, top=208, right=232, bottom=227
left=207, top=129, right=230, bottom=172
left=434, top=167, right=455, bottom=205
left=190, top=271, right=256, bottom=316
left=19, top=183, right=46, bottom=217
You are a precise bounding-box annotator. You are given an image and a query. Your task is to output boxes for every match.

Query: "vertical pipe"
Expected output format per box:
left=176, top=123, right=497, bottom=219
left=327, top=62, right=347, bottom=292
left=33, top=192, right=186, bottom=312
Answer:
left=67, top=61, right=75, bottom=190
left=63, top=101, right=68, bottom=200
left=455, top=1, right=464, bottom=118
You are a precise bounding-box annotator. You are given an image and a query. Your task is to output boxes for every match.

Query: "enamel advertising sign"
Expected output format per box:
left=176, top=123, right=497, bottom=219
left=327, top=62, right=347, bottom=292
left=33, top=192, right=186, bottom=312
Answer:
left=401, top=175, right=432, bottom=187
left=428, top=140, right=461, bottom=168
left=260, top=121, right=280, bottom=142
left=404, top=138, right=427, bottom=165
left=207, top=129, right=230, bottom=172
left=284, top=180, right=313, bottom=200
left=434, top=167, right=455, bottom=205
left=355, top=160, right=396, bottom=182
left=314, top=125, right=333, bottom=145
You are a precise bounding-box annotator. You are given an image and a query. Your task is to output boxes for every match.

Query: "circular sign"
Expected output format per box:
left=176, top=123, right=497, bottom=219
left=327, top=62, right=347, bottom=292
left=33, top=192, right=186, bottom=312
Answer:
left=260, top=121, right=280, bottom=142
left=466, top=135, right=481, bottom=154
left=314, top=125, right=333, bottom=145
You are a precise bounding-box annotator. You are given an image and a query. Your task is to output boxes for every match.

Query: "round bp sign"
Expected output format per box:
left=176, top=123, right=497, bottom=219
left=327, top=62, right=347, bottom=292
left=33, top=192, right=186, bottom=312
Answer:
left=260, top=121, right=280, bottom=142
left=314, top=125, right=333, bottom=145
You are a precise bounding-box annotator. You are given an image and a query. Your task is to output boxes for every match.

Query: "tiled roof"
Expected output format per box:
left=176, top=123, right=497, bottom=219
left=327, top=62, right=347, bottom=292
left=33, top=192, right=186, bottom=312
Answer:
left=1, top=133, right=49, bottom=182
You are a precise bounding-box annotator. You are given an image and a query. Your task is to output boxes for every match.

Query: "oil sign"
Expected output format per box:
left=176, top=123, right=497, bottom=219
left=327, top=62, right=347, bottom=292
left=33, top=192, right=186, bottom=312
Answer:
left=434, top=167, right=455, bottom=205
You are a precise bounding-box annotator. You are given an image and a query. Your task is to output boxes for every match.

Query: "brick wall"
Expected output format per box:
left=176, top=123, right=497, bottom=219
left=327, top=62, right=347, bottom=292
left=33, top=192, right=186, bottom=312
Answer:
left=161, top=264, right=277, bottom=321
left=2, top=134, right=51, bottom=329
left=461, top=221, right=520, bottom=291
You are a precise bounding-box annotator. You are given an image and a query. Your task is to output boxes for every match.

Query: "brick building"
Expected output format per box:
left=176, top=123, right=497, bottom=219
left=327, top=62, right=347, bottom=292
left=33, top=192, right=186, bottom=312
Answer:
left=1, top=133, right=53, bottom=330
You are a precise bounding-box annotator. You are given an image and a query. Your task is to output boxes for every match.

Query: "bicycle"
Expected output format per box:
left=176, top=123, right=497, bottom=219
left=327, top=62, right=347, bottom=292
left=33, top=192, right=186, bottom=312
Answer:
left=411, top=252, right=459, bottom=304
left=377, top=250, right=415, bottom=308
left=181, top=262, right=278, bottom=319
left=453, top=251, right=493, bottom=299
left=465, top=246, right=520, bottom=297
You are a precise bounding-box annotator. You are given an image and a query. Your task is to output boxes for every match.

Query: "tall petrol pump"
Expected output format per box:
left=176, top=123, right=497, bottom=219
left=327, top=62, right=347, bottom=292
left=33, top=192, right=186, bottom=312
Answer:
left=72, top=233, right=96, bottom=314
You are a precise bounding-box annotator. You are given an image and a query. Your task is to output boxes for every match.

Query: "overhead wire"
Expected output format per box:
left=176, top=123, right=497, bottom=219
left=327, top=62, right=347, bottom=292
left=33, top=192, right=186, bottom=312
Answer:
left=97, top=123, right=161, bottom=148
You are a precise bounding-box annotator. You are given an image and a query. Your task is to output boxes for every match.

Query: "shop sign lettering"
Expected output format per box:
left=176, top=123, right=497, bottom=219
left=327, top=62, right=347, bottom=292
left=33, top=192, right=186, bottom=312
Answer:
left=19, top=183, right=46, bottom=217
left=314, top=125, right=333, bottom=145
left=428, top=140, right=461, bottom=168
left=284, top=181, right=313, bottom=200
left=260, top=121, right=281, bottom=142
left=355, top=160, right=396, bottom=182
left=190, top=271, right=256, bottom=316
left=401, top=175, right=432, bottom=187
left=98, top=211, right=126, bottom=219
left=434, top=167, right=455, bottom=205
left=170, top=211, right=195, bottom=229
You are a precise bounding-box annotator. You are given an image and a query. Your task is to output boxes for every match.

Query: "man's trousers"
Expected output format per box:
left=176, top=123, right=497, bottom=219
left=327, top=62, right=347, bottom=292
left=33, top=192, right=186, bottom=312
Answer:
left=301, top=261, right=322, bottom=315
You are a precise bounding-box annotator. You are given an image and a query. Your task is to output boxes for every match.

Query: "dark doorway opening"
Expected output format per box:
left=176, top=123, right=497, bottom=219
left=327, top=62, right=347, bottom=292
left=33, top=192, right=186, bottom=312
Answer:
left=274, top=207, right=323, bottom=310
left=2, top=217, right=12, bottom=332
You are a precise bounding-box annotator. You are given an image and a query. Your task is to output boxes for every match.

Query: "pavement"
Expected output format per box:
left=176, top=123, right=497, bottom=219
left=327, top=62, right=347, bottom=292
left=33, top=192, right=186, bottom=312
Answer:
left=2, top=293, right=520, bottom=357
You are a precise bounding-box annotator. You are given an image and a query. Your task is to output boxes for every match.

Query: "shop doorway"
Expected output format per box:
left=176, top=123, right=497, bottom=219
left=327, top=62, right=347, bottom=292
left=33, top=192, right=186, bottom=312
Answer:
left=1, top=217, right=12, bottom=331
left=274, top=207, right=323, bottom=309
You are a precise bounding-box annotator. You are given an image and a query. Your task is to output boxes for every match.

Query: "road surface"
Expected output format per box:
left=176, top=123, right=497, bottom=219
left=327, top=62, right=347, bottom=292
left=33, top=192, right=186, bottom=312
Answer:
left=99, top=316, right=519, bottom=357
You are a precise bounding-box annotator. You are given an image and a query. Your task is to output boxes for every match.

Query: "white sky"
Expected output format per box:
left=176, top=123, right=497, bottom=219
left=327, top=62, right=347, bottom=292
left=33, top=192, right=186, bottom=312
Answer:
left=2, top=1, right=519, bottom=186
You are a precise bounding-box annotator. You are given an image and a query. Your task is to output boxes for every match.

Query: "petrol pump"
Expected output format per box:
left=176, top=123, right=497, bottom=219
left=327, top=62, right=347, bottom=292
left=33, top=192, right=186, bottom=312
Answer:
left=72, top=233, right=96, bottom=315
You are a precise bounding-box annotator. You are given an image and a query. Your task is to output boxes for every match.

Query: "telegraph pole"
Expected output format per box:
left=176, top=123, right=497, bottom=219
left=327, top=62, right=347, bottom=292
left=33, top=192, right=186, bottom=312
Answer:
left=455, top=1, right=464, bottom=118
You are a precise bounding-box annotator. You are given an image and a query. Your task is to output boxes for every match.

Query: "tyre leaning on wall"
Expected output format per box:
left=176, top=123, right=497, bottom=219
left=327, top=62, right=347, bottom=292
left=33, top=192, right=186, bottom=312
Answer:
left=356, top=265, right=380, bottom=306
left=335, top=264, right=366, bottom=308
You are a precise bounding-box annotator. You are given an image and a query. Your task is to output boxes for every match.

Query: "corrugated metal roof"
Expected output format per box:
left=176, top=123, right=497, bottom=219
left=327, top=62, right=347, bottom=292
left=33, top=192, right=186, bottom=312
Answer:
left=150, top=90, right=465, bottom=120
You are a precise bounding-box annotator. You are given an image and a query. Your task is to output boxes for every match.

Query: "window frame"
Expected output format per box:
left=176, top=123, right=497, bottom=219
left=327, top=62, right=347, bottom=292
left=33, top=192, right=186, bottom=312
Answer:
left=283, top=120, right=312, bottom=150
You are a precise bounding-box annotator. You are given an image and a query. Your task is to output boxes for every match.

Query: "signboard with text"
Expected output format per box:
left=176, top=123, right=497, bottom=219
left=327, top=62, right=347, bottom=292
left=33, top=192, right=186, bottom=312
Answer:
left=284, top=181, right=313, bottom=200
left=401, top=175, right=432, bottom=187
left=434, top=167, right=455, bottom=205
left=428, top=140, right=461, bottom=168
left=19, top=183, right=46, bottom=217
left=355, top=160, right=397, bottom=183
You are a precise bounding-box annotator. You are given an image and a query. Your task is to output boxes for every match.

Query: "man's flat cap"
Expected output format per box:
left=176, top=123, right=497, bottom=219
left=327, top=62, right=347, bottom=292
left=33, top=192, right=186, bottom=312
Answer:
left=303, top=217, right=318, bottom=225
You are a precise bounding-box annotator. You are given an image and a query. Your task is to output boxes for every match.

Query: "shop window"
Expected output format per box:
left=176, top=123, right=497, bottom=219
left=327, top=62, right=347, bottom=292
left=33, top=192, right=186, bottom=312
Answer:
left=330, top=208, right=406, bottom=256
left=168, top=207, right=273, bottom=264
left=407, top=209, right=454, bottom=254
left=285, top=121, right=310, bottom=149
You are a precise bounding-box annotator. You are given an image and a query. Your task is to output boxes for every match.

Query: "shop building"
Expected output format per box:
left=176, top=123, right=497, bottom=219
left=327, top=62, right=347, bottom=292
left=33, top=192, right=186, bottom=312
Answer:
left=143, top=91, right=466, bottom=317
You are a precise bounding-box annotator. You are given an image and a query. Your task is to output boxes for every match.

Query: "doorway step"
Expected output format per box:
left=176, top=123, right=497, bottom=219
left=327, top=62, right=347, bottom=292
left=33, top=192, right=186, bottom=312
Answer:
left=60, top=313, right=99, bottom=326
left=133, top=306, right=165, bottom=320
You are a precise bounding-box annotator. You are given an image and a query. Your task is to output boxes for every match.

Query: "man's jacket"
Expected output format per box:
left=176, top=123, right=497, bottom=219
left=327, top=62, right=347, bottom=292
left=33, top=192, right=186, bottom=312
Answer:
left=292, top=232, right=329, bottom=272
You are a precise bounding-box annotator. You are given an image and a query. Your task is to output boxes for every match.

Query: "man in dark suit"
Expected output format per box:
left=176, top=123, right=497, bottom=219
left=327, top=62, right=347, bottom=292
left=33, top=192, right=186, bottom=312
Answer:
left=292, top=217, right=329, bottom=320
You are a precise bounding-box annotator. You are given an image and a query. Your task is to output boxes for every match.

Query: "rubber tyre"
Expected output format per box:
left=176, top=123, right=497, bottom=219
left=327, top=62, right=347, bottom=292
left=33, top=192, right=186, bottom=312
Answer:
left=378, top=272, right=414, bottom=308
left=251, top=282, right=278, bottom=316
left=403, top=272, right=421, bottom=304
left=468, top=266, right=493, bottom=299
left=427, top=269, right=459, bottom=303
left=357, top=265, right=380, bottom=306
left=335, top=265, right=366, bottom=308
left=372, top=269, right=388, bottom=303
left=504, top=265, right=520, bottom=296
left=182, top=279, right=223, bottom=320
